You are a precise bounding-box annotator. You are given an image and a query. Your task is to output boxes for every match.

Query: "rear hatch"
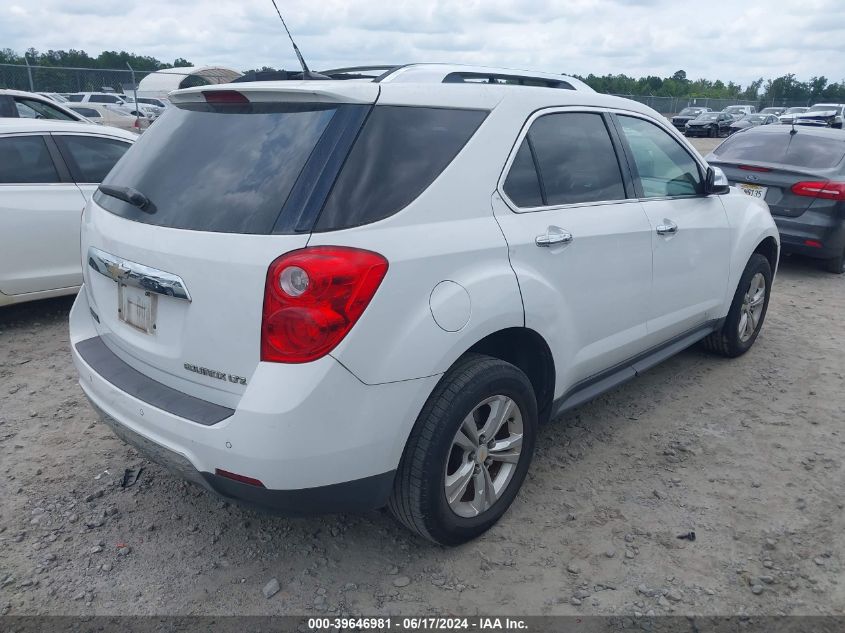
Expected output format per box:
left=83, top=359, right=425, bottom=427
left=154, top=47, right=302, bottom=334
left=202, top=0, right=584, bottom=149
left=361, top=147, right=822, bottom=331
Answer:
left=708, top=128, right=845, bottom=217
left=80, top=83, right=378, bottom=407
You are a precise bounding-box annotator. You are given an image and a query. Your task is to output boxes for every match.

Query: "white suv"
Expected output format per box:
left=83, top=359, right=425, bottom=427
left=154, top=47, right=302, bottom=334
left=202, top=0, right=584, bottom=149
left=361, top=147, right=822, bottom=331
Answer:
left=69, top=64, right=779, bottom=545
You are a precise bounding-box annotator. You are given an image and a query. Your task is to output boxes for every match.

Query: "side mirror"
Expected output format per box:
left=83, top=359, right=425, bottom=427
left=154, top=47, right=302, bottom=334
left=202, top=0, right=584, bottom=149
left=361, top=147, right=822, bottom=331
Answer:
left=705, top=166, right=730, bottom=195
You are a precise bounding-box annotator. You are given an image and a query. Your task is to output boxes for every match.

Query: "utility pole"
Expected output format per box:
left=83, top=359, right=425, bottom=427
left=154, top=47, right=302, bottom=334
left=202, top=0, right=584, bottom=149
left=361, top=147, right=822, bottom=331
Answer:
left=24, top=53, right=34, bottom=92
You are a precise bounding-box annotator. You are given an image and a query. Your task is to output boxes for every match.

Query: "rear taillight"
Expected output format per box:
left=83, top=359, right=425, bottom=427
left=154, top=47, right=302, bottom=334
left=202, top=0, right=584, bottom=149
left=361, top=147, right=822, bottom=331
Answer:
left=739, top=165, right=771, bottom=172
left=203, top=90, right=249, bottom=104
left=791, top=181, right=845, bottom=201
left=261, top=247, right=388, bottom=363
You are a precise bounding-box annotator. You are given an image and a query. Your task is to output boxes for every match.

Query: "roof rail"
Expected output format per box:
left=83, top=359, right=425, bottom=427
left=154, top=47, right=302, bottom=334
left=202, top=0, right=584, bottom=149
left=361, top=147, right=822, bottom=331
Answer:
left=376, top=64, right=593, bottom=92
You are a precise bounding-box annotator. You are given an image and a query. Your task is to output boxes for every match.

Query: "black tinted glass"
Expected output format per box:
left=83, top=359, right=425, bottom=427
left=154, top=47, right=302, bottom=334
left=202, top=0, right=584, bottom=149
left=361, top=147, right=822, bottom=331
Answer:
left=618, top=115, right=703, bottom=197
left=56, top=135, right=131, bottom=182
left=0, top=136, right=59, bottom=183
left=528, top=112, right=625, bottom=206
left=503, top=139, right=543, bottom=207
left=16, top=98, right=75, bottom=121
left=96, top=102, right=341, bottom=234
left=713, top=130, right=845, bottom=170
left=316, top=105, right=488, bottom=230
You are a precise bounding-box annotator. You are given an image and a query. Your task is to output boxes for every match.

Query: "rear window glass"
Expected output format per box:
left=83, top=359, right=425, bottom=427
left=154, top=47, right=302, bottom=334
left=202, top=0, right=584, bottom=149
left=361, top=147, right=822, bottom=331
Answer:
left=95, top=102, right=341, bottom=234
left=527, top=112, right=626, bottom=206
left=315, top=106, right=488, bottom=231
left=712, top=130, right=845, bottom=170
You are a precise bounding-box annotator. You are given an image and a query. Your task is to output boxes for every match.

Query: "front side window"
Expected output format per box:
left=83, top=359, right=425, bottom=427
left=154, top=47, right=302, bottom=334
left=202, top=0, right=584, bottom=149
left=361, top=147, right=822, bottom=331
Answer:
left=54, top=135, right=131, bottom=183
left=67, top=94, right=84, bottom=102
left=517, top=112, right=626, bottom=207
left=0, top=136, right=60, bottom=184
left=617, top=116, right=703, bottom=198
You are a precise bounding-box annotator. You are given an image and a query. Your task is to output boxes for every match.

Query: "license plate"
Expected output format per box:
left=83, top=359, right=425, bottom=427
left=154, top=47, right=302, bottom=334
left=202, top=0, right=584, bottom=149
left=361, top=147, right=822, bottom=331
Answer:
left=118, top=284, right=157, bottom=334
left=738, top=183, right=768, bottom=200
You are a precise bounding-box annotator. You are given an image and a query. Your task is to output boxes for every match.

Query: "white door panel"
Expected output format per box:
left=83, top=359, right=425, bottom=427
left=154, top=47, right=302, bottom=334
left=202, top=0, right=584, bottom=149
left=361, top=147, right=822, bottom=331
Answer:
left=642, top=197, right=731, bottom=340
left=0, top=184, right=87, bottom=294
left=493, top=194, right=653, bottom=396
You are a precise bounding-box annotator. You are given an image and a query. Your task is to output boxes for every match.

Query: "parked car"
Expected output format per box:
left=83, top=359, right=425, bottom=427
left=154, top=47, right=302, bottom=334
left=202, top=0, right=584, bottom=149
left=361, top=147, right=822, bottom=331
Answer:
left=759, top=107, right=786, bottom=116
left=69, top=64, right=779, bottom=545
left=120, top=96, right=163, bottom=120
left=134, top=96, right=169, bottom=109
left=0, top=119, right=134, bottom=306
left=794, top=104, right=845, bottom=129
left=778, top=107, right=809, bottom=124
left=706, top=125, right=845, bottom=273
left=728, top=113, right=780, bottom=134
left=722, top=105, right=757, bottom=120
left=0, top=89, right=88, bottom=122
left=671, top=106, right=711, bottom=131
left=66, top=103, right=148, bottom=132
left=67, top=92, right=127, bottom=106
left=685, top=111, right=733, bottom=137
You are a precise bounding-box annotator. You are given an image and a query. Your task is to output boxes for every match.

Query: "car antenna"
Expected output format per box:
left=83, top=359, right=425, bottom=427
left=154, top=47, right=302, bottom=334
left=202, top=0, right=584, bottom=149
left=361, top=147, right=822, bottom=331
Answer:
left=269, top=0, right=327, bottom=80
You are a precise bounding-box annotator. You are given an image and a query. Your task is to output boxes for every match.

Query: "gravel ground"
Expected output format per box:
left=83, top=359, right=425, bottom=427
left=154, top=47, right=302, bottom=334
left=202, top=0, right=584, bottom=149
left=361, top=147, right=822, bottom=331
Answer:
left=1, top=137, right=843, bottom=617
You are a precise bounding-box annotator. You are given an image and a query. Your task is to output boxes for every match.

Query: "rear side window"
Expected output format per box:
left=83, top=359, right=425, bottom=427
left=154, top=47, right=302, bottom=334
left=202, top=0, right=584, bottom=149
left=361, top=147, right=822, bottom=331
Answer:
left=315, top=106, right=488, bottom=231
left=67, top=95, right=84, bottom=102
left=74, top=107, right=101, bottom=118
left=54, top=135, right=131, bottom=183
left=96, top=102, right=344, bottom=234
left=90, top=95, right=120, bottom=104
left=617, top=115, right=703, bottom=197
left=503, top=139, right=543, bottom=207
left=15, top=98, right=76, bottom=121
left=524, top=112, right=626, bottom=206
left=0, top=136, right=60, bottom=184
left=712, top=130, right=845, bottom=170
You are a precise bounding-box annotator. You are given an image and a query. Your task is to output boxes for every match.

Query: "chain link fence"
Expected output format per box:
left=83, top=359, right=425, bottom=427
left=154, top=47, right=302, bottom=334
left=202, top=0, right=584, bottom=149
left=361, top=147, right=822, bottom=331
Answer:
left=611, top=94, right=814, bottom=115
left=0, top=63, right=818, bottom=115
left=0, top=63, right=235, bottom=95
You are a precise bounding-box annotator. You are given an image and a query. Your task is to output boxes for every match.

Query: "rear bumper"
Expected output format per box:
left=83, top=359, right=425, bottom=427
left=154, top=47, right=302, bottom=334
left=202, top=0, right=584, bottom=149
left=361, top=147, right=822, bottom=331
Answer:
left=774, top=213, right=845, bottom=259
left=88, top=396, right=394, bottom=515
left=70, top=288, right=438, bottom=515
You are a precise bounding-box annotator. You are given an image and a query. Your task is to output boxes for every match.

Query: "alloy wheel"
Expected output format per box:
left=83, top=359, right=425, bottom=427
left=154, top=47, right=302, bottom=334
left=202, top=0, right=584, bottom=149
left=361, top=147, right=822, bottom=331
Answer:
left=444, top=395, right=523, bottom=518
left=738, top=272, right=766, bottom=343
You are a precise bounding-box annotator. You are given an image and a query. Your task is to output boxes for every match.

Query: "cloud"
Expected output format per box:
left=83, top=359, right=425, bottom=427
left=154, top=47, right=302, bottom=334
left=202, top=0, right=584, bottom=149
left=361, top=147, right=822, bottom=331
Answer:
left=0, top=0, right=843, bottom=86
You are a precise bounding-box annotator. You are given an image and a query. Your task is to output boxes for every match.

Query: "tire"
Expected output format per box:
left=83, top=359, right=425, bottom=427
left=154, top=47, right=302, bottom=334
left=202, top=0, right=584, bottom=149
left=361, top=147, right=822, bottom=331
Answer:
left=388, top=354, right=537, bottom=545
left=702, top=253, right=772, bottom=358
left=823, top=247, right=845, bottom=274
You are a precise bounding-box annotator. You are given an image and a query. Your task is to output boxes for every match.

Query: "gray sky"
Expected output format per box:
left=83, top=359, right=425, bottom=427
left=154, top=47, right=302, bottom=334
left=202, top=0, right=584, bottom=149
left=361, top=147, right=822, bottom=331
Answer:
left=5, top=0, right=845, bottom=86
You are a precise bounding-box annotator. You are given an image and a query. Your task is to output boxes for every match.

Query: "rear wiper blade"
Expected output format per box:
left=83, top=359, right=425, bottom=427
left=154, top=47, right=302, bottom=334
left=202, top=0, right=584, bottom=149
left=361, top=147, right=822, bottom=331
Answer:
left=98, top=184, right=153, bottom=212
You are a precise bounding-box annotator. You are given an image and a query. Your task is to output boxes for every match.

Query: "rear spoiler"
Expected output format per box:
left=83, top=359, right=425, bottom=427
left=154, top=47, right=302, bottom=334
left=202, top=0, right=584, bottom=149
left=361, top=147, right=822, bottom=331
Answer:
left=169, top=82, right=380, bottom=106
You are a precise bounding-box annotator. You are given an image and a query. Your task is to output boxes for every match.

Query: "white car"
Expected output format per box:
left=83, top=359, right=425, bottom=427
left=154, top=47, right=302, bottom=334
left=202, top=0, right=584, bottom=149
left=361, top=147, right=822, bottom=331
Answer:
left=69, top=64, right=779, bottom=545
left=120, top=96, right=163, bottom=120
left=66, top=103, right=149, bottom=132
left=0, top=89, right=88, bottom=122
left=721, top=105, right=757, bottom=120
left=778, top=106, right=808, bottom=124
left=0, top=119, right=134, bottom=306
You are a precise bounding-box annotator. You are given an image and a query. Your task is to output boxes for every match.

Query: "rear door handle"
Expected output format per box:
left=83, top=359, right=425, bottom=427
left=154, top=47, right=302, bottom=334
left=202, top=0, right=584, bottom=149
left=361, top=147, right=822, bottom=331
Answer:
left=535, top=227, right=573, bottom=247
left=656, top=220, right=678, bottom=235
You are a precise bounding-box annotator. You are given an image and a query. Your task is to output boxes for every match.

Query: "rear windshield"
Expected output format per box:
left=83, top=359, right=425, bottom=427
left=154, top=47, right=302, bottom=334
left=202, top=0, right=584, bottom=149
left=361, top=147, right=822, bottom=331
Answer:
left=95, top=101, right=487, bottom=234
left=712, top=130, right=845, bottom=170
left=95, top=102, right=343, bottom=234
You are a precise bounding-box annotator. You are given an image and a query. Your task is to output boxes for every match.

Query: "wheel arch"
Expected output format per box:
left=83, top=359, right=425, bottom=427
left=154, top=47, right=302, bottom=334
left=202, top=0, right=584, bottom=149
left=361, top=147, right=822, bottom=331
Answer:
left=753, top=235, right=780, bottom=276
left=463, top=327, right=556, bottom=424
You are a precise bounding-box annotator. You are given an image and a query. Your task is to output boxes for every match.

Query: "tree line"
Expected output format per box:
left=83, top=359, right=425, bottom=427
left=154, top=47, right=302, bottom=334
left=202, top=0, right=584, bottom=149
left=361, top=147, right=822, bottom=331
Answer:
left=576, top=70, right=845, bottom=104
left=2, top=48, right=843, bottom=104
